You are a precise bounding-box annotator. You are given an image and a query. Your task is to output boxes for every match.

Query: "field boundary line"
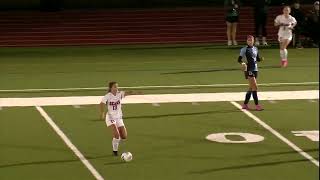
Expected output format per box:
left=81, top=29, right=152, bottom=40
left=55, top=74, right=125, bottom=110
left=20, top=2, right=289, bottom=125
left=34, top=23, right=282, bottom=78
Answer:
left=230, top=101, right=320, bottom=167
left=0, top=82, right=318, bottom=92
left=35, top=106, right=105, bottom=180
left=1, top=90, right=318, bottom=107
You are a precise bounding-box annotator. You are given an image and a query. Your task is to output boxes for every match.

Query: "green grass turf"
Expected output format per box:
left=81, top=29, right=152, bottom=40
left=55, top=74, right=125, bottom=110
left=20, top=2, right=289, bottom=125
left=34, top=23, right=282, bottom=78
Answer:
left=0, top=46, right=318, bottom=97
left=249, top=99, right=319, bottom=160
left=0, top=45, right=318, bottom=179
left=9, top=100, right=312, bottom=180
left=0, top=107, right=94, bottom=180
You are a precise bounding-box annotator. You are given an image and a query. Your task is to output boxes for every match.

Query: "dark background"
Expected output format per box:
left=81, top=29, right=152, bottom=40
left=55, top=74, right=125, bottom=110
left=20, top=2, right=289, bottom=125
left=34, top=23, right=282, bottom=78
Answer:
left=0, top=0, right=316, bottom=10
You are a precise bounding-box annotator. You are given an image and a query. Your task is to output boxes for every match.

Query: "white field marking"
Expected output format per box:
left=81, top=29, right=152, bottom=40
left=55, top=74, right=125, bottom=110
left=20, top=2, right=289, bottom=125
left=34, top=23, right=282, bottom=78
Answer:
left=0, top=82, right=318, bottom=92
left=152, top=103, right=160, bottom=107
left=268, top=100, right=277, bottom=104
left=35, top=106, right=104, bottom=180
left=72, top=105, right=81, bottom=108
left=292, top=131, right=319, bottom=142
left=191, top=102, right=200, bottom=105
left=308, top=99, right=317, bottom=103
left=0, top=90, right=318, bottom=107
left=230, top=101, right=320, bottom=167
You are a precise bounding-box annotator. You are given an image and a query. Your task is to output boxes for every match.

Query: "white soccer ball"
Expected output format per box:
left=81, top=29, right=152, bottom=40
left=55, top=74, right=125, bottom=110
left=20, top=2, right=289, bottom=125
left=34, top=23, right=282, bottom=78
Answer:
left=121, top=152, right=133, bottom=162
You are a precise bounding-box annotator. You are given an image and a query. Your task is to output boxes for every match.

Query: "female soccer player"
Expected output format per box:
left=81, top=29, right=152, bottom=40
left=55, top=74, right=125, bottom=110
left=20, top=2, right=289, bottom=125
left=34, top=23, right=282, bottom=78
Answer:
left=99, top=82, right=132, bottom=156
left=238, top=35, right=263, bottom=111
left=274, top=6, right=297, bottom=67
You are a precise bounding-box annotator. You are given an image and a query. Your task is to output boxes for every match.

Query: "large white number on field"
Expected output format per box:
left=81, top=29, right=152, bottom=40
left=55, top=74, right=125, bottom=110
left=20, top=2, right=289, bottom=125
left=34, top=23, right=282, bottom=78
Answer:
left=292, top=130, right=319, bottom=142
left=206, top=132, right=265, bottom=143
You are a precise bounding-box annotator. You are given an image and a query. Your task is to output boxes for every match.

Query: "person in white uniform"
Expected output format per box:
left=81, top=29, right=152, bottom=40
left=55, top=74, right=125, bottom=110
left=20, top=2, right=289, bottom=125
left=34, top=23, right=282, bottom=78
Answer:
left=274, top=6, right=297, bottom=67
left=99, top=81, right=129, bottom=156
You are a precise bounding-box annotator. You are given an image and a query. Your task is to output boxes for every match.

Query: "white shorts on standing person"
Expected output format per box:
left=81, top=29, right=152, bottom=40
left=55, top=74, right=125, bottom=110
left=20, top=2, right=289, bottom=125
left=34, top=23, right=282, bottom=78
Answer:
left=100, top=82, right=127, bottom=156
left=274, top=6, right=297, bottom=67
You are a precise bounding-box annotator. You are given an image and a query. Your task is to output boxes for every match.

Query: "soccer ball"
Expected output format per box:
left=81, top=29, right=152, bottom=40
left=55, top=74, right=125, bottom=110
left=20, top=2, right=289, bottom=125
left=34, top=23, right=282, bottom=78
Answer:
left=121, top=152, right=133, bottom=162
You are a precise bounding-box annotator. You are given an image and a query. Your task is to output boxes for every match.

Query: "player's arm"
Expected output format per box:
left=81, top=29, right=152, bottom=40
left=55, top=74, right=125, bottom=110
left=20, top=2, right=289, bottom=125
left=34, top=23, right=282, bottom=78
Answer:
left=274, top=17, right=280, bottom=26
left=257, top=53, right=264, bottom=62
left=289, top=18, right=297, bottom=29
left=274, top=16, right=287, bottom=27
left=238, top=56, right=247, bottom=71
left=99, top=102, right=106, bottom=120
left=121, top=90, right=142, bottom=97
left=238, top=48, right=247, bottom=71
left=99, top=96, right=108, bottom=120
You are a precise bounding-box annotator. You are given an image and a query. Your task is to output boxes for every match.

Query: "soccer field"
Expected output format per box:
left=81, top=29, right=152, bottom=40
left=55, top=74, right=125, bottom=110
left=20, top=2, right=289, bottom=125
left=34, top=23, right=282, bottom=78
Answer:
left=0, top=45, right=319, bottom=180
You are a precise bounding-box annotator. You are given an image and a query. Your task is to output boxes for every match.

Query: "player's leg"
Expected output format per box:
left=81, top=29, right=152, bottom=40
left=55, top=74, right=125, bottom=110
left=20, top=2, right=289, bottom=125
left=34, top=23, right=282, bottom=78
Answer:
left=279, top=37, right=286, bottom=67
left=281, top=39, right=291, bottom=67
left=261, top=13, right=268, bottom=45
left=254, top=13, right=261, bottom=46
left=109, top=124, right=121, bottom=156
left=242, top=72, right=252, bottom=109
left=117, top=120, right=127, bottom=153
left=226, top=21, right=232, bottom=46
left=231, top=22, right=238, bottom=45
left=118, top=126, right=127, bottom=140
left=248, top=74, right=263, bottom=111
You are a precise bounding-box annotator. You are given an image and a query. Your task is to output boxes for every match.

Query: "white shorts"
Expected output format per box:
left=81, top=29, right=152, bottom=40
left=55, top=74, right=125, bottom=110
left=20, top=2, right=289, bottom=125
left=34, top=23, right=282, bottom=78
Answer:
left=105, top=115, right=124, bottom=128
left=278, top=32, right=292, bottom=42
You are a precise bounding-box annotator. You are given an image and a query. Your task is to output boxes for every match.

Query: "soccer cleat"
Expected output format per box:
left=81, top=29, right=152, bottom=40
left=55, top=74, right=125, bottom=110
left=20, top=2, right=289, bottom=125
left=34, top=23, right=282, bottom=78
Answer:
left=255, top=39, right=260, bottom=46
left=242, top=104, right=250, bottom=110
left=227, top=40, right=232, bottom=46
left=233, top=40, right=238, bottom=46
left=281, top=59, right=288, bottom=67
left=255, top=105, right=263, bottom=111
left=262, top=37, right=268, bottom=46
left=113, top=151, right=118, bottom=156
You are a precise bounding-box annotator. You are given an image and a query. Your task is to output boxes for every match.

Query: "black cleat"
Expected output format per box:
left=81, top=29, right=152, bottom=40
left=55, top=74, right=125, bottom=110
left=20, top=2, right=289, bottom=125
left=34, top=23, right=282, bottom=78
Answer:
left=113, top=151, right=118, bottom=156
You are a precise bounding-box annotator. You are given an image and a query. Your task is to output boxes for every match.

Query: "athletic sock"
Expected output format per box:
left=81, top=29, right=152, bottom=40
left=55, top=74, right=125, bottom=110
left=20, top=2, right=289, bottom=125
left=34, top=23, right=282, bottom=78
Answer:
left=112, top=138, right=121, bottom=151
left=280, top=49, right=285, bottom=60
left=252, top=91, right=259, bottom=105
left=244, top=91, right=252, bottom=104
left=284, top=49, right=288, bottom=60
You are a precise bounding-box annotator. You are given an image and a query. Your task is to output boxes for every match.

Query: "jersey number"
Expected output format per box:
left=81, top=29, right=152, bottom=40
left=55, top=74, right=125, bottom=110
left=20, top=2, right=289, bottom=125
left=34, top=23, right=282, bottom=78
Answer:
left=112, top=105, right=117, bottom=110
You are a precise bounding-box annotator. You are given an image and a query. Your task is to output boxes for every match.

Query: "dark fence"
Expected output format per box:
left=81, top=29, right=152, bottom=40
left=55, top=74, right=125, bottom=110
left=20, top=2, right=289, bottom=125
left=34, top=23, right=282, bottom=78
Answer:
left=0, top=0, right=317, bottom=10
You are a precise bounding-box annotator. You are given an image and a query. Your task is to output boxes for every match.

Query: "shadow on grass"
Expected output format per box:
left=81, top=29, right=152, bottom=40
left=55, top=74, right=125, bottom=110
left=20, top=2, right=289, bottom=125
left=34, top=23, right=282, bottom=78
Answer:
left=104, top=161, right=126, bottom=166
left=246, top=148, right=319, bottom=158
left=91, top=109, right=238, bottom=122
left=0, top=143, right=69, bottom=153
left=188, top=158, right=311, bottom=174
left=161, top=65, right=279, bottom=75
left=0, top=154, right=112, bottom=169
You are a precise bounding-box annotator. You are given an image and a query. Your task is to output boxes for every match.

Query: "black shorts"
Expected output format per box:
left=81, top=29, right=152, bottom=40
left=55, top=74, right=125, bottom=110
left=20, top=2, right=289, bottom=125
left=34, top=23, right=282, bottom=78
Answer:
left=244, top=71, right=258, bottom=79
left=226, top=16, right=239, bottom=23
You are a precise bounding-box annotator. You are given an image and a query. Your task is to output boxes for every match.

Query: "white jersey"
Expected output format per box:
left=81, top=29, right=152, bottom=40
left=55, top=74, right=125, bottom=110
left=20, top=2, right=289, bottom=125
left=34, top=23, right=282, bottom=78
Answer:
left=274, top=15, right=297, bottom=38
left=101, top=91, right=125, bottom=119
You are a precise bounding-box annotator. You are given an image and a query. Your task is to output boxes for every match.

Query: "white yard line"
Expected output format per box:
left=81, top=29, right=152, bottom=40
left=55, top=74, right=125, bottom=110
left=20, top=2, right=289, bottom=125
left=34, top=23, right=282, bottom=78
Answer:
left=268, top=100, right=277, bottom=104
left=35, top=106, right=104, bottom=180
left=308, top=99, right=317, bottom=103
left=230, top=101, right=319, bottom=167
left=0, top=90, right=318, bottom=107
left=152, top=103, right=161, bottom=107
left=191, top=102, right=200, bottom=105
left=72, top=105, right=81, bottom=108
left=0, top=82, right=318, bottom=92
